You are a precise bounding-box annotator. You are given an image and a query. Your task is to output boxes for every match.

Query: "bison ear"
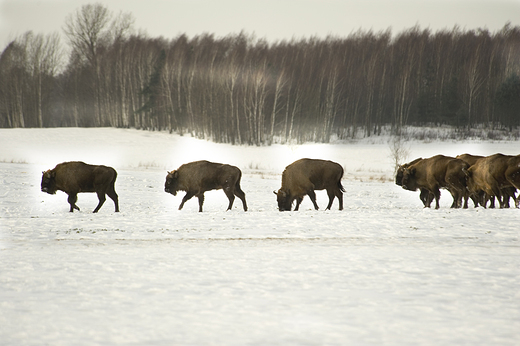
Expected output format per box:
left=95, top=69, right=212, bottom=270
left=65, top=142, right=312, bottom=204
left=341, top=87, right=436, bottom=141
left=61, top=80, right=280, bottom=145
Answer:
left=410, top=167, right=416, bottom=175
left=276, top=190, right=287, bottom=198
left=172, top=170, right=179, bottom=178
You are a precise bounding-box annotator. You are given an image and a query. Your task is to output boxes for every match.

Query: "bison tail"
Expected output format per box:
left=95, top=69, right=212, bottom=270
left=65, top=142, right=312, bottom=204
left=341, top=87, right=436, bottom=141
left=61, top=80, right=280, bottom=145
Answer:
left=338, top=180, right=346, bottom=193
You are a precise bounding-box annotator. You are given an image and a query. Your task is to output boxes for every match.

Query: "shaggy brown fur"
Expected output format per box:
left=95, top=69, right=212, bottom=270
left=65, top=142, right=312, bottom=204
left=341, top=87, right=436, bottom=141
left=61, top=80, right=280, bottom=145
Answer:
left=41, top=161, right=119, bottom=213
left=464, top=154, right=519, bottom=208
left=401, top=155, right=468, bottom=209
left=275, top=158, right=344, bottom=211
left=165, top=160, right=247, bottom=212
left=396, top=158, right=433, bottom=207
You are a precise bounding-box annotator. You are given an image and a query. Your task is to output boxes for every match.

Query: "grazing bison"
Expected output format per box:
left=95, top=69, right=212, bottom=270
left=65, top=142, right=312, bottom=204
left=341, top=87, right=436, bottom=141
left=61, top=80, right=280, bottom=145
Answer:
left=396, top=158, right=434, bottom=207
left=41, top=161, right=119, bottom=213
left=274, top=158, right=344, bottom=211
left=401, top=155, right=469, bottom=209
left=164, top=160, right=247, bottom=212
left=463, top=153, right=519, bottom=208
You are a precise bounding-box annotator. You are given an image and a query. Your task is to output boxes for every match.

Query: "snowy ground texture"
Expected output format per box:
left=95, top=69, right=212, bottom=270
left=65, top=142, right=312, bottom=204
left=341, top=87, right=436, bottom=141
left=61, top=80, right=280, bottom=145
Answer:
left=1, top=128, right=519, bottom=346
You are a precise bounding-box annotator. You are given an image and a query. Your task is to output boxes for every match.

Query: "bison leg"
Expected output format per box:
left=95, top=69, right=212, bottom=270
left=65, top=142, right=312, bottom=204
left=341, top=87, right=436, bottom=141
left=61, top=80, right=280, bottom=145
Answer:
left=107, top=182, right=119, bottom=212
left=93, top=191, right=107, bottom=213
left=502, top=192, right=511, bottom=208
left=469, top=193, right=479, bottom=208
left=463, top=189, right=478, bottom=209
left=67, top=194, right=80, bottom=212
left=420, top=189, right=434, bottom=208
left=447, top=189, right=461, bottom=209
left=234, top=185, right=248, bottom=211
left=325, top=190, right=344, bottom=210
left=307, top=190, right=319, bottom=210
left=336, top=190, right=344, bottom=211
left=432, top=188, right=441, bottom=209
left=223, top=189, right=235, bottom=211
left=325, top=190, right=334, bottom=210
left=487, top=195, right=495, bottom=208
left=196, top=193, right=205, bottom=212
left=294, top=197, right=303, bottom=211
left=509, top=189, right=519, bottom=208
left=178, top=191, right=195, bottom=210
left=325, top=189, right=341, bottom=210
left=464, top=190, right=478, bottom=209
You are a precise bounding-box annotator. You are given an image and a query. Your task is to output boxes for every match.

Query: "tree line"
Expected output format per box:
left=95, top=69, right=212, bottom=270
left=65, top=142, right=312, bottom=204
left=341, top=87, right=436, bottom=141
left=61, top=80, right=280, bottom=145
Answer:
left=1, top=4, right=520, bottom=144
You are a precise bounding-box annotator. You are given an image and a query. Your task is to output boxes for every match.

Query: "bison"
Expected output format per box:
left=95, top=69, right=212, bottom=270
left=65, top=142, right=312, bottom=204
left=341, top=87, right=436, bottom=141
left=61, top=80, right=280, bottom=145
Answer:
left=455, top=153, right=486, bottom=208
left=505, top=155, right=520, bottom=191
left=41, top=161, right=119, bottom=213
left=401, top=155, right=469, bottom=209
left=463, top=153, right=519, bottom=208
left=164, top=160, right=247, bottom=212
left=396, top=158, right=434, bottom=207
left=274, top=158, right=344, bottom=211
left=456, top=153, right=484, bottom=167
left=455, top=153, right=515, bottom=208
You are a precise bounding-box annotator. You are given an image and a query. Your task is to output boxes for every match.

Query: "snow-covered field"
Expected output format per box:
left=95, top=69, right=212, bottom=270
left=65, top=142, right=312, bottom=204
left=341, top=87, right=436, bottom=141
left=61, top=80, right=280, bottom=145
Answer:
left=1, top=128, right=519, bottom=345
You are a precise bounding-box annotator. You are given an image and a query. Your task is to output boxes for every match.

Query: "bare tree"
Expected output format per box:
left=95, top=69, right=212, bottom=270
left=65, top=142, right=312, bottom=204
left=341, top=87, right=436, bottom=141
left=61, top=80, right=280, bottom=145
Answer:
left=0, top=32, right=61, bottom=127
left=26, top=32, right=62, bottom=127
left=389, top=132, right=410, bottom=175
left=63, top=3, right=133, bottom=126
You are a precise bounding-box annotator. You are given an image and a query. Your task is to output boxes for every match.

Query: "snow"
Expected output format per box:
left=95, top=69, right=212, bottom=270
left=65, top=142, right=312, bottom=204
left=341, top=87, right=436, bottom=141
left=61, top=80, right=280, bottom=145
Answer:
left=1, top=128, right=519, bottom=345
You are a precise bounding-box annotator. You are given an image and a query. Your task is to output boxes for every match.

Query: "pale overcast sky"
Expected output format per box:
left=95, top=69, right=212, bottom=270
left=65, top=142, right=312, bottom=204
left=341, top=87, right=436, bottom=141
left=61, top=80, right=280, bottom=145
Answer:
left=1, top=0, right=519, bottom=48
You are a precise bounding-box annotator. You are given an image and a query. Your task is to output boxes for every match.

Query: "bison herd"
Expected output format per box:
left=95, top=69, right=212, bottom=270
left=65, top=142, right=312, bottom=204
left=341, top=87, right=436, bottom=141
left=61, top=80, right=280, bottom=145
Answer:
left=41, top=158, right=344, bottom=213
left=40, top=153, right=520, bottom=213
left=397, top=154, right=520, bottom=209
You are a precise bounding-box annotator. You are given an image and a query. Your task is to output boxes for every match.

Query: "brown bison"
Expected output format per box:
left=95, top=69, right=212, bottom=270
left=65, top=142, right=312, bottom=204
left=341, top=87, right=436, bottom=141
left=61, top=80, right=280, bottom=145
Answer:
left=463, top=153, right=519, bottom=208
left=41, top=161, right=119, bottom=213
left=455, top=153, right=516, bottom=208
left=396, top=158, right=434, bottom=207
left=456, top=153, right=484, bottom=167
left=455, top=154, right=486, bottom=208
left=401, top=155, right=469, bottom=209
left=164, top=160, right=247, bottom=212
left=274, top=158, right=344, bottom=211
left=505, top=155, right=520, bottom=192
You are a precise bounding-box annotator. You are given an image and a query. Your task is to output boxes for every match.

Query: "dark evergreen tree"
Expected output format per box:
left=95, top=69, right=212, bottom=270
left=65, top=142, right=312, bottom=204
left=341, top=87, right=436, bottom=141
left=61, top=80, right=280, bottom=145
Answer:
left=439, top=76, right=462, bottom=126
left=137, top=49, right=166, bottom=129
left=495, top=73, right=520, bottom=130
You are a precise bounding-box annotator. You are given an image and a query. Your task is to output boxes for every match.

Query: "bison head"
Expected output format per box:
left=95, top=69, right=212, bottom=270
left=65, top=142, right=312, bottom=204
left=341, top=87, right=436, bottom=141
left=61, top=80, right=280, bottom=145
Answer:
left=164, top=170, right=180, bottom=196
left=462, top=167, right=477, bottom=193
left=395, top=165, right=404, bottom=186
left=41, top=170, right=57, bottom=194
left=401, top=167, right=418, bottom=191
left=274, top=189, right=292, bottom=211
